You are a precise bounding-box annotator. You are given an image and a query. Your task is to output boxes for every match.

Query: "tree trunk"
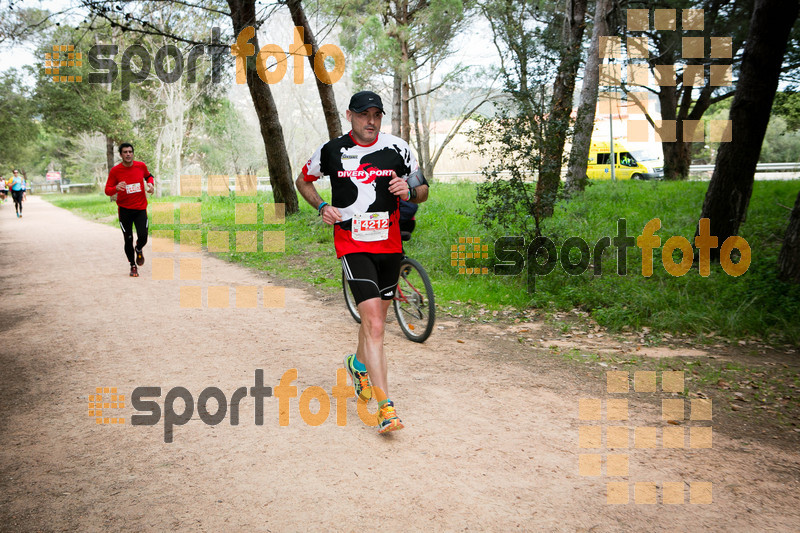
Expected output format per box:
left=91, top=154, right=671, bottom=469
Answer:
left=779, top=189, right=800, bottom=282
left=565, top=0, right=613, bottom=194
left=400, top=74, right=411, bottom=142
left=398, top=0, right=411, bottom=142
left=286, top=0, right=342, bottom=139
left=650, top=24, right=690, bottom=181
left=392, top=71, right=402, bottom=137
left=174, top=86, right=184, bottom=197
left=409, top=78, right=431, bottom=179
left=154, top=133, right=165, bottom=195
left=699, top=0, right=799, bottom=261
left=661, top=134, right=690, bottom=180
left=418, top=98, right=431, bottom=178
left=400, top=76, right=410, bottom=142
left=410, top=83, right=424, bottom=175
left=655, top=78, right=692, bottom=180
left=100, top=28, right=116, bottom=179
left=535, top=0, right=588, bottom=218
left=228, top=0, right=298, bottom=213
left=105, top=135, right=115, bottom=175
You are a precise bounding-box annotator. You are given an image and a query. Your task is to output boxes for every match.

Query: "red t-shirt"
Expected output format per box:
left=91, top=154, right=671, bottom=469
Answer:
left=105, top=161, right=153, bottom=210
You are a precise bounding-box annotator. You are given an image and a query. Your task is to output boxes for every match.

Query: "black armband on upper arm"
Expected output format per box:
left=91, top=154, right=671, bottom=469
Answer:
left=407, top=169, right=428, bottom=188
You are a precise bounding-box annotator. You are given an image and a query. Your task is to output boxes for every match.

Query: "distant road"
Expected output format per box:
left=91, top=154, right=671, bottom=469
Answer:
left=434, top=162, right=800, bottom=182
left=688, top=162, right=800, bottom=180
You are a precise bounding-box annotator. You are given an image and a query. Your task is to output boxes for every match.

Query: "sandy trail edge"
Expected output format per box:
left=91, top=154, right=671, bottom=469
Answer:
left=1, top=196, right=798, bottom=532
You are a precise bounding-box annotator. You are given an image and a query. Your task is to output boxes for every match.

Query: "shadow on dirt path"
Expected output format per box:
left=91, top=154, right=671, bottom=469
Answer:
left=1, top=196, right=798, bottom=531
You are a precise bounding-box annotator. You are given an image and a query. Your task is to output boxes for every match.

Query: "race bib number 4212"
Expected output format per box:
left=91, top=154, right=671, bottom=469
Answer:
left=352, top=211, right=389, bottom=242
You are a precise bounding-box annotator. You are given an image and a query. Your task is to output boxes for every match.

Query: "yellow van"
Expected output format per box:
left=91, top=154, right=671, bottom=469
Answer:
left=587, top=142, right=664, bottom=180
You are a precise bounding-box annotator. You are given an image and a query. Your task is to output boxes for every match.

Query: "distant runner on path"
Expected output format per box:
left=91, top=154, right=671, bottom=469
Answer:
left=9, top=170, right=25, bottom=218
left=104, top=143, right=155, bottom=277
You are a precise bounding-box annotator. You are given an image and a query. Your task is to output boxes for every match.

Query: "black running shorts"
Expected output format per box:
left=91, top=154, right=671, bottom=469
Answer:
left=341, top=252, right=403, bottom=306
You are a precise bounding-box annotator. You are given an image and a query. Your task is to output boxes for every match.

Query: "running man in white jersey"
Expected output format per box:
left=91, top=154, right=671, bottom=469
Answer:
left=296, top=91, right=429, bottom=434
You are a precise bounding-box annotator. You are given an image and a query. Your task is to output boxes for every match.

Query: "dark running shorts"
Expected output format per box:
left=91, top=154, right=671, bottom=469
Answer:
left=341, top=252, right=403, bottom=306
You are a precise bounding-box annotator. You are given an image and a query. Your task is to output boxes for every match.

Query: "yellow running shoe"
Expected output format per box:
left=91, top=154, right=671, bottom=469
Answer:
left=344, top=354, right=371, bottom=401
left=378, top=400, right=404, bottom=434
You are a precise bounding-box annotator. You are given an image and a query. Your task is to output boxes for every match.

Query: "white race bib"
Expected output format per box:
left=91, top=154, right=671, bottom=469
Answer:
left=125, top=182, right=142, bottom=194
left=351, top=211, right=389, bottom=242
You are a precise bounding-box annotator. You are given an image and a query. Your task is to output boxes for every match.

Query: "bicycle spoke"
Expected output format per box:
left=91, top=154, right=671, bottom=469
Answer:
left=398, top=302, right=424, bottom=321
left=393, top=257, right=435, bottom=342
left=397, top=280, right=427, bottom=321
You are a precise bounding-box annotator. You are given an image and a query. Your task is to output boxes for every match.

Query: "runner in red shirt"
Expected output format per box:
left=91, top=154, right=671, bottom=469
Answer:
left=296, top=91, right=429, bottom=434
left=104, top=143, right=155, bottom=277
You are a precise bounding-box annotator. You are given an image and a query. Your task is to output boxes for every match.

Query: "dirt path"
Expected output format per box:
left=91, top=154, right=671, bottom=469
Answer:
left=1, top=196, right=799, bottom=532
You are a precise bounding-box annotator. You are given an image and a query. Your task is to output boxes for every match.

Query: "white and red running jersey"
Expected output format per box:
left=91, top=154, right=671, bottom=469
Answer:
left=302, top=131, right=420, bottom=258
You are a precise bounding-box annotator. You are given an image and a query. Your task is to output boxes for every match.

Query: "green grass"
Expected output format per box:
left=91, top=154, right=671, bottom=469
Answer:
left=535, top=180, right=800, bottom=345
left=46, top=191, right=343, bottom=292
left=45, top=193, right=119, bottom=221
left=42, top=179, right=800, bottom=345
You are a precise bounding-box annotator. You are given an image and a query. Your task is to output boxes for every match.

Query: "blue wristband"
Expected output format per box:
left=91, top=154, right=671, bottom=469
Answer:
left=317, top=201, right=328, bottom=215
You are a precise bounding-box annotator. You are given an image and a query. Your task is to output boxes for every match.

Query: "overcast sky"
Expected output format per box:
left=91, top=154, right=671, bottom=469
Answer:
left=1, top=0, right=502, bottom=88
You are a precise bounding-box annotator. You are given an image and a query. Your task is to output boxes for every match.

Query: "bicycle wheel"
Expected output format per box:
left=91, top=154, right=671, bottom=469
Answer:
left=393, top=257, right=435, bottom=342
left=342, top=270, right=362, bottom=323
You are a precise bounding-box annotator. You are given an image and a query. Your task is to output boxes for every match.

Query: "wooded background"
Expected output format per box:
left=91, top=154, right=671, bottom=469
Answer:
left=1, top=0, right=799, bottom=278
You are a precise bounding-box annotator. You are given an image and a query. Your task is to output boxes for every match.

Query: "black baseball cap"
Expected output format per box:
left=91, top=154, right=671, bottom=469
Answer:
left=349, top=91, right=384, bottom=114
